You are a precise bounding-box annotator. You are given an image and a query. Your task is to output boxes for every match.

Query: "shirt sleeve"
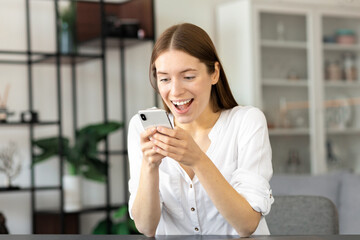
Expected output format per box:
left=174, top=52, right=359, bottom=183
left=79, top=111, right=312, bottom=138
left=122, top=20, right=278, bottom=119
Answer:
left=230, top=108, right=274, bottom=216
left=127, top=114, right=144, bottom=219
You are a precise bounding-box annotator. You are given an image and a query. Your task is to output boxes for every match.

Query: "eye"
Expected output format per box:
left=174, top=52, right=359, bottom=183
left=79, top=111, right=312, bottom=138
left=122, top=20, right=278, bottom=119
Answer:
left=158, top=78, right=169, bottom=82
left=184, top=76, right=195, bottom=80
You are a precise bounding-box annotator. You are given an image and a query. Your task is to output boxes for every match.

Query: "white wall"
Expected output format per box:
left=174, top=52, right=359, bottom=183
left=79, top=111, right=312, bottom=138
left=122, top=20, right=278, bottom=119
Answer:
left=155, top=0, right=227, bottom=41
left=0, top=0, right=228, bottom=234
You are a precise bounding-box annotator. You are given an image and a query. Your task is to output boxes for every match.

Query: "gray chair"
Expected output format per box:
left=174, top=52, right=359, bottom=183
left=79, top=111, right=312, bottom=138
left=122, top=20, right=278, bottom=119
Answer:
left=266, top=195, right=339, bottom=235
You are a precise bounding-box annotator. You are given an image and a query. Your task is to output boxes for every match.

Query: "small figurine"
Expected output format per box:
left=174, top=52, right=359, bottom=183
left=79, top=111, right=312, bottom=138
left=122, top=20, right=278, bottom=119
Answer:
left=0, top=142, right=22, bottom=188
left=0, top=212, right=9, bottom=234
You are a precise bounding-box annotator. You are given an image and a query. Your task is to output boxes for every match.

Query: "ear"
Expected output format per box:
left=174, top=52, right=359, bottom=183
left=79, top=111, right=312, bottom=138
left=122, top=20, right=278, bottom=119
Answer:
left=211, top=62, right=220, bottom=85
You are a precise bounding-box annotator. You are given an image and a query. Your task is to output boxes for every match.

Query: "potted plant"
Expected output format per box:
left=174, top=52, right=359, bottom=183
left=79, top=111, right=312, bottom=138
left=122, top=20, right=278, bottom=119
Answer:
left=33, top=121, right=122, bottom=211
left=92, top=205, right=139, bottom=235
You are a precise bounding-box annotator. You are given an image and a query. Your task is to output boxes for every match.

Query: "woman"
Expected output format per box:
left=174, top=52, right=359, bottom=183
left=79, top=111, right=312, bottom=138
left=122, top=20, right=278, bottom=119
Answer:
left=128, top=23, right=273, bottom=237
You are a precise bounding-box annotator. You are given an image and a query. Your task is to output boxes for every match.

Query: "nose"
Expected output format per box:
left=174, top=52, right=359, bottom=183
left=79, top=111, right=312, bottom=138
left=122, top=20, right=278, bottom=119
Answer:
left=170, top=78, right=185, bottom=96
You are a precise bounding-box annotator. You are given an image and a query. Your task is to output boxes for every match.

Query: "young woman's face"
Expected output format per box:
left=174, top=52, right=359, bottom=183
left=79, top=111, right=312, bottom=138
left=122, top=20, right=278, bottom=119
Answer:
left=155, top=50, right=219, bottom=124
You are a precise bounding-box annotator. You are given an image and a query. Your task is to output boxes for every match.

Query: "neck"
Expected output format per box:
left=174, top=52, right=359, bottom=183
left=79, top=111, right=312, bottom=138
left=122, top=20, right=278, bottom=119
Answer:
left=174, top=107, right=221, bottom=134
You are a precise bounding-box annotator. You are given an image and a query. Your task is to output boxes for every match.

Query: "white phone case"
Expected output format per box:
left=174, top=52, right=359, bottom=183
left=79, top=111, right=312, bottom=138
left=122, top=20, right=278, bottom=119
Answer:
left=138, top=108, right=173, bottom=130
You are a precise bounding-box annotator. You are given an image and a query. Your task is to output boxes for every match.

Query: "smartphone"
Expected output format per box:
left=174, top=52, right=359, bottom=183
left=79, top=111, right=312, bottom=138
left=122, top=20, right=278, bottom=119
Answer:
left=138, top=108, right=173, bottom=130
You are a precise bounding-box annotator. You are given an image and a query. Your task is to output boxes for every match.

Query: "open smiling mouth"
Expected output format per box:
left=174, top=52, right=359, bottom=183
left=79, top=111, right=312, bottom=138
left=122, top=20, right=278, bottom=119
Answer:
left=171, top=99, right=194, bottom=112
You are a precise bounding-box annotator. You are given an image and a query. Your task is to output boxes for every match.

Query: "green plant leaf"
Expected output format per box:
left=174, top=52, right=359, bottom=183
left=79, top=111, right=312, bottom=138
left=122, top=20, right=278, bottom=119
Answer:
left=113, top=205, right=128, bottom=219
left=59, top=2, right=76, bottom=26
left=82, top=161, right=106, bottom=182
left=113, top=222, right=130, bottom=235
left=91, top=205, right=139, bottom=235
left=33, top=121, right=122, bottom=182
left=87, top=156, right=107, bottom=174
left=128, top=218, right=139, bottom=234
left=67, top=163, right=78, bottom=176
left=78, top=121, right=123, bottom=143
left=92, top=219, right=113, bottom=234
left=33, top=150, right=57, bottom=164
left=32, top=137, right=70, bottom=164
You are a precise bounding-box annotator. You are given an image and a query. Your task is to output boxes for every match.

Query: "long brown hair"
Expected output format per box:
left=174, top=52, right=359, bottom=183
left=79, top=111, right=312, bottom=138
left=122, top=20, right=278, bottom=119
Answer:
left=150, top=23, right=238, bottom=112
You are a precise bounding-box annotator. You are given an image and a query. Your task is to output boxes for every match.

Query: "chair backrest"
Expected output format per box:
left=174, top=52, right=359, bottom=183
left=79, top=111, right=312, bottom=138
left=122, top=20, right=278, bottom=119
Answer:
left=266, top=195, right=339, bottom=235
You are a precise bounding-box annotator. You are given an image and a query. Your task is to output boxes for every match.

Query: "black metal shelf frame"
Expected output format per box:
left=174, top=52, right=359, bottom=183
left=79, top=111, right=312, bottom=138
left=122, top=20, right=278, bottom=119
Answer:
left=0, top=50, right=103, bottom=64
left=1, top=0, right=156, bottom=234
left=0, top=121, right=60, bottom=126
left=0, top=186, right=61, bottom=193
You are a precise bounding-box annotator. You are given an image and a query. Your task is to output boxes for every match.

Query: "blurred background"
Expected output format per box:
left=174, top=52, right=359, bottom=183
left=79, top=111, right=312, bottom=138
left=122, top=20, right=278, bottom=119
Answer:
left=0, top=0, right=359, bottom=235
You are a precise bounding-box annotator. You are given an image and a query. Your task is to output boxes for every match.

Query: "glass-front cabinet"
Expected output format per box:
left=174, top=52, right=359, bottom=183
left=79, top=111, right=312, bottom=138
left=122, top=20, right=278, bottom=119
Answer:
left=216, top=0, right=360, bottom=175
left=259, top=10, right=312, bottom=174
left=319, top=11, right=360, bottom=173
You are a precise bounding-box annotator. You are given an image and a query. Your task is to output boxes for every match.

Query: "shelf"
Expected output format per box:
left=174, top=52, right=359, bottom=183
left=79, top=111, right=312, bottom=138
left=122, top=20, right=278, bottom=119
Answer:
left=0, top=50, right=103, bottom=65
left=323, top=43, right=360, bottom=51
left=36, top=203, right=123, bottom=215
left=261, top=40, right=307, bottom=49
left=32, top=53, right=103, bottom=64
left=0, top=186, right=61, bottom=193
left=98, top=150, right=128, bottom=155
left=324, top=81, right=360, bottom=88
left=269, top=128, right=310, bottom=136
left=79, top=36, right=154, bottom=49
left=262, top=79, right=308, bottom=87
left=218, top=0, right=360, bottom=177
left=327, top=128, right=360, bottom=135
left=0, top=121, right=60, bottom=126
left=0, top=38, right=154, bottom=64
left=0, top=0, right=155, bottom=234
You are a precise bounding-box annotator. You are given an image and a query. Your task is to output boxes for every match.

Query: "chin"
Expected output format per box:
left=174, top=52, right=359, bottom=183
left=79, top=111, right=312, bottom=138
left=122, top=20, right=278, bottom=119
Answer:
left=172, top=114, right=194, bottom=124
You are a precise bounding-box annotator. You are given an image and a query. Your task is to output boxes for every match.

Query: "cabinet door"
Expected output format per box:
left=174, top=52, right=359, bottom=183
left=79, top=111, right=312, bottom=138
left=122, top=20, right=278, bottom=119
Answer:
left=256, top=7, right=314, bottom=174
left=319, top=9, right=360, bottom=173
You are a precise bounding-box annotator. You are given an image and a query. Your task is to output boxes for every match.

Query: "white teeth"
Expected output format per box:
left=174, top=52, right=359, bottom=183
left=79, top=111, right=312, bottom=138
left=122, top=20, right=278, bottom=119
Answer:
left=172, top=99, right=191, bottom=106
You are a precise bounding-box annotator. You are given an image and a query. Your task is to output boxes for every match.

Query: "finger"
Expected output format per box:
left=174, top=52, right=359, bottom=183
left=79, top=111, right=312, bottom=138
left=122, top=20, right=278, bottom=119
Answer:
left=153, top=145, right=178, bottom=160
left=141, top=141, right=156, bottom=153
left=151, top=139, right=183, bottom=154
left=152, top=133, right=182, bottom=147
left=156, top=126, right=180, bottom=138
left=144, top=150, right=164, bottom=165
left=140, top=127, right=157, bottom=142
left=143, top=145, right=165, bottom=159
left=142, top=141, right=167, bottom=159
left=143, top=147, right=159, bottom=158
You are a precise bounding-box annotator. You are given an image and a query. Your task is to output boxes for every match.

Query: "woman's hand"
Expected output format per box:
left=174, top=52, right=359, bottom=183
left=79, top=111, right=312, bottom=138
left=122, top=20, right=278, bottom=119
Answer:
left=140, top=127, right=166, bottom=168
left=150, top=126, right=206, bottom=167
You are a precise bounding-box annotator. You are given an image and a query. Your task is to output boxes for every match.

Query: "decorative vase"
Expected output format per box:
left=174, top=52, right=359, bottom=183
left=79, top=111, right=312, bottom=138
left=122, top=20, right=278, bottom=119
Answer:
left=59, top=2, right=76, bottom=54
left=60, top=21, right=76, bottom=53
left=63, top=175, right=82, bottom=212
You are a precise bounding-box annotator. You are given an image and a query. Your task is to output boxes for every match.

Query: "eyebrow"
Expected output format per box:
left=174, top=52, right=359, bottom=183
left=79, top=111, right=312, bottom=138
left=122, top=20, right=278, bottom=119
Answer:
left=157, top=68, right=197, bottom=75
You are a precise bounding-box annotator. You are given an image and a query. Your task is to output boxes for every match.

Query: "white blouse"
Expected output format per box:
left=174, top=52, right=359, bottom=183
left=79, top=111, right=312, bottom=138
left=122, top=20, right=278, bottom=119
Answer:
left=127, top=106, right=274, bottom=235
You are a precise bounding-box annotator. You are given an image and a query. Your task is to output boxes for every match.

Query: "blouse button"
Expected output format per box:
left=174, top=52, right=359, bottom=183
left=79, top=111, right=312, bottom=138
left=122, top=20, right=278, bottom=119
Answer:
left=195, top=227, right=199, bottom=231
left=190, top=184, right=193, bottom=188
left=191, top=207, right=195, bottom=211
